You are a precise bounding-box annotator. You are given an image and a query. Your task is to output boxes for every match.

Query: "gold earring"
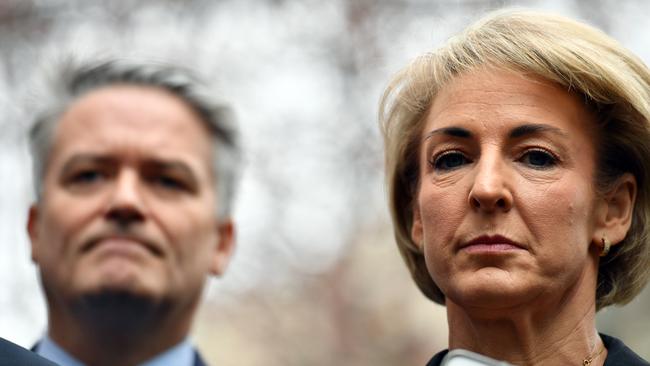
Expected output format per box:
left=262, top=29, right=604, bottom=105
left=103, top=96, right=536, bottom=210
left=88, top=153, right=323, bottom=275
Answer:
left=600, top=237, right=611, bottom=257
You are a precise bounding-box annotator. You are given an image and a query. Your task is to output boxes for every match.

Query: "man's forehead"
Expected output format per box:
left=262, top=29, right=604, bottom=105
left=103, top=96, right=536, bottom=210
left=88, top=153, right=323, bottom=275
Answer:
left=56, top=86, right=208, bottom=141
left=60, top=84, right=198, bottom=124
left=47, top=85, right=215, bottom=173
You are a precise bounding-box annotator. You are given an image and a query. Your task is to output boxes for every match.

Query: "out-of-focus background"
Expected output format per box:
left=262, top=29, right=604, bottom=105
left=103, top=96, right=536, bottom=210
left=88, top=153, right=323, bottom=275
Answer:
left=1, top=0, right=649, bottom=364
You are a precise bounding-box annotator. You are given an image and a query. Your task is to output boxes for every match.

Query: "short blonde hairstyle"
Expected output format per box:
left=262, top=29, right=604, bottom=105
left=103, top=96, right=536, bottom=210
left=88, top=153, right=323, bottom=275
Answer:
left=379, top=9, right=650, bottom=310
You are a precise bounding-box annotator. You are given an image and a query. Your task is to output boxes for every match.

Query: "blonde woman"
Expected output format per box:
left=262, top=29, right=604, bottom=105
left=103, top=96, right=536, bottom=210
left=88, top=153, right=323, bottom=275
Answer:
left=380, top=10, right=650, bottom=366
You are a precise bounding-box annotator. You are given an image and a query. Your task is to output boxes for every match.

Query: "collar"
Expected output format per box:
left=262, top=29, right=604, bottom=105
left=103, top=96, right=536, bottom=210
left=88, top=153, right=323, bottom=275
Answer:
left=35, top=334, right=195, bottom=366
left=140, top=338, right=194, bottom=366
left=36, top=335, right=85, bottom=366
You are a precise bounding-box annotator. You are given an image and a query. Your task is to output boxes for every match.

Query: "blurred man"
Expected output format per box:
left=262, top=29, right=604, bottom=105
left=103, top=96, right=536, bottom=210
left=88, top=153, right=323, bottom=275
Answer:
left=26, top=59, right=241, bottom=366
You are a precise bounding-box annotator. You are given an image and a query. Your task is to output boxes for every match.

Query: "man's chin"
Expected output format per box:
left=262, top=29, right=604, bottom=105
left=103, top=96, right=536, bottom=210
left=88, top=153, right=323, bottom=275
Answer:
left=70, top=288, right=170, bottom=334
left=86, top=259, right=157, bottom=287
left=77, top=262, right=164, bottom=298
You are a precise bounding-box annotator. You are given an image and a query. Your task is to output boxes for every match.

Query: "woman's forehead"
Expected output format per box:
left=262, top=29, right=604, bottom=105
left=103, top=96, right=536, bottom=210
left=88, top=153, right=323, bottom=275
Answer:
left=422, top=68, right=596, bottom=138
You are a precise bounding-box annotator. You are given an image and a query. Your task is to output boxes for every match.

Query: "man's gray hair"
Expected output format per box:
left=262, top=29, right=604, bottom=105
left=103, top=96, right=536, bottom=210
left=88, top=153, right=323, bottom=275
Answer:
left=29, top=58, right=241, bottom=218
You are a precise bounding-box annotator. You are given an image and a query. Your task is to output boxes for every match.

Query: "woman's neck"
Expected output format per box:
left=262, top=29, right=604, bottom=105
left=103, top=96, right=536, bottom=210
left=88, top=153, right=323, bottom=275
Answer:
left=445, top=267, right=606, bottom=365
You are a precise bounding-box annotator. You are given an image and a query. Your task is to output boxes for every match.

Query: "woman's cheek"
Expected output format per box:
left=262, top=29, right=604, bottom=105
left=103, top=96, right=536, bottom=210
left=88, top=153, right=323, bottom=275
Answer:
left=419, top=191, right=464, bottom=256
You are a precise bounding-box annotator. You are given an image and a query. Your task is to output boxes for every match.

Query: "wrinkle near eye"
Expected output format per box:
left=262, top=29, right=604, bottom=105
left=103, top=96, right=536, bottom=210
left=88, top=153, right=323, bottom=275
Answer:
left=430, top=172, right=464, bottom=187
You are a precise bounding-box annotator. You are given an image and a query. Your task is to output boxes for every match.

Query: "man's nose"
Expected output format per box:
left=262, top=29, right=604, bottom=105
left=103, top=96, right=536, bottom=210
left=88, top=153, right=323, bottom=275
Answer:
left=104, top=170, right=146, bottom=226
left=468, top=154, right=513, bottom=213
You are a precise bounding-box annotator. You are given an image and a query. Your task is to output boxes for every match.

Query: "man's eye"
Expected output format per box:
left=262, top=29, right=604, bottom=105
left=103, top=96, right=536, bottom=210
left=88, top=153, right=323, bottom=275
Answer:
left=70, top=170, right=104, bottom=184
left=153, top=176, right=188, bottom=191
left=431, top=151, right=470, bottom=171
left=520, top=149, right=557, bottom=169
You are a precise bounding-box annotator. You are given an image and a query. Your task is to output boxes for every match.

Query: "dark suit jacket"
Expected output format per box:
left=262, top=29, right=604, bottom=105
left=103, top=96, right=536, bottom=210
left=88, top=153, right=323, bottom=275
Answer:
left=193, top=351, right=208, bottom=366
left=425, top=333, right=648, bottom=366
left=602, top=333, right=649, bottom=366
left=0, top=337, right=58, bottom=365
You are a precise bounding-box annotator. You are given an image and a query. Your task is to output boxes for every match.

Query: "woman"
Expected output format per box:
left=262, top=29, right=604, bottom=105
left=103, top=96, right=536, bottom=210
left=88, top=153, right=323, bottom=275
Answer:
left=379, top=9, right=650, bottom=366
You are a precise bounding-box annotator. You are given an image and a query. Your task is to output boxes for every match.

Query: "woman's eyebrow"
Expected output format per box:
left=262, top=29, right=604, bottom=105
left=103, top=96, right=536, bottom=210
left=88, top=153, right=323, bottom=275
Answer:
left=509, top=123, right=569, bottom=139
left=423, top=126, right=472, bottom=141
left=422, top=124, right=568, bottom=142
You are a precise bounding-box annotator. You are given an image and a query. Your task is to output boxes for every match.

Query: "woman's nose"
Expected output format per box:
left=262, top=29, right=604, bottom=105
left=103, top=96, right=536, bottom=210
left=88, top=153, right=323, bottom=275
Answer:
left=468, top=156, right=513, bottom=212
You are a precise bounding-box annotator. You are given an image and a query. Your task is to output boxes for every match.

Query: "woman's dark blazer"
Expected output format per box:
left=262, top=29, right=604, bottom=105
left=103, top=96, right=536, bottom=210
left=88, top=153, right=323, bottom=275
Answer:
left=426, top=334, right=649, bottom=366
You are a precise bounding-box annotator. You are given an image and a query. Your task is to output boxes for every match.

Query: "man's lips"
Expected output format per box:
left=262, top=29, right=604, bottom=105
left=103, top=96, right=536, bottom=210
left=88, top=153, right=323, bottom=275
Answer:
left=459, top=235, right=526, bottom=253
left=82, top=235, right=164, bottom=257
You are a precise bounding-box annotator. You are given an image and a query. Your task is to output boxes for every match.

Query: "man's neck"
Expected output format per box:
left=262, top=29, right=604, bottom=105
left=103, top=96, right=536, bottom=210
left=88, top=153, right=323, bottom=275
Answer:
left=46, top=298, right=194, bottom=366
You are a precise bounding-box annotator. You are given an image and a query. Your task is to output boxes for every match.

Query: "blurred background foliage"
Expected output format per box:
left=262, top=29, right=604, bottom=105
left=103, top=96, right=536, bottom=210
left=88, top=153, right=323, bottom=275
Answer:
left=1, top=0, right=649, bottom=365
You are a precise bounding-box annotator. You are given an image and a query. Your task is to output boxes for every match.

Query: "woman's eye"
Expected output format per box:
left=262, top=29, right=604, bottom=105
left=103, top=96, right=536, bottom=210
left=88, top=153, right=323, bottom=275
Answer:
left=520, top=149, right=557, bottom=169
left=432, top=151, right=470, bottom=171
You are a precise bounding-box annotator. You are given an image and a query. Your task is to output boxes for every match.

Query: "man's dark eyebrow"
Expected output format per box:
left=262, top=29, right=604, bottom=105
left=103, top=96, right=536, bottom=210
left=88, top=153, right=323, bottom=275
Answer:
left=423, top=127, right=472, bottom=141
left=145, top=160, right=196, bottom=178
left=509, top=124, right=568, bottom=139
left=144, top=160, right=200, bottom=189
left=60, top=155, right=115, bottom=175
left=60, top=155, right=198, bottom=181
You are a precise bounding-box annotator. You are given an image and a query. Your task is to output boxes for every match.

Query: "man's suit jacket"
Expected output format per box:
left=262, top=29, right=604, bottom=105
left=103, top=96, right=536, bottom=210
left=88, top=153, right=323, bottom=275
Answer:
left=0, top=337, right=58, bottom=365
left=193, top=351, right=208, bottom=366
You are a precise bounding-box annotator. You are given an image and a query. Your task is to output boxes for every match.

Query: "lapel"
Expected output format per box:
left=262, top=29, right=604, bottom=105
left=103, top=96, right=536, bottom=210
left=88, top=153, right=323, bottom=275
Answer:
left=0, top=338, right=58, bottom=366
left=193, top=350, right=208, bottom=366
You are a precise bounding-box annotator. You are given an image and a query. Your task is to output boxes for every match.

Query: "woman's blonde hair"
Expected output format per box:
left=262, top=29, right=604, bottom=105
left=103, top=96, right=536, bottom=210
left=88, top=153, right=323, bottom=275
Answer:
left=379, top=9, right=650, bottom=310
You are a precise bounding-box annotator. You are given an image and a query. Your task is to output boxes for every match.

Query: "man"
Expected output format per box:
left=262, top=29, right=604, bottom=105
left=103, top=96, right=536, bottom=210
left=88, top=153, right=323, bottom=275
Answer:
left=26, top=59, right=241, bottom=366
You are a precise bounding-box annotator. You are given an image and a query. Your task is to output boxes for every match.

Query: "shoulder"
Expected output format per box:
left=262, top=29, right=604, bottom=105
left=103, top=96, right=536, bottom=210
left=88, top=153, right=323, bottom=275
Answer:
left=602, top=333, right=650, bottom=366
left=425, top=349, right=449, bottom=366
left=0, top=337, right=59, bottom=365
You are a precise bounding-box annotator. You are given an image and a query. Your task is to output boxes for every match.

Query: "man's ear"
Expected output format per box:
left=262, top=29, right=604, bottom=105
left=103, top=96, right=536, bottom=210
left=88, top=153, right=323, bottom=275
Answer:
left=27, top=204, right=41, bottom=263
left=411, top=201, right=424, bottom=251
left=592, top=173, right=637, bottom=246
left=209, top=219, right=235, bottom=276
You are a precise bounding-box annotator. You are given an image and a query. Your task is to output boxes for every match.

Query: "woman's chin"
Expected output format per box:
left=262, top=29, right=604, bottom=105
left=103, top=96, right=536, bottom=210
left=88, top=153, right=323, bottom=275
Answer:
left=442, top=269, right=541, bottom=313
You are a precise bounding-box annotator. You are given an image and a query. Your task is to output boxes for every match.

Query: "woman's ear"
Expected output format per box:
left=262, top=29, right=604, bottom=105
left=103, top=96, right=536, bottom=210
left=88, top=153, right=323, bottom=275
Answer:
left=592, top=173, right=637, bottom=246
left=411, top=202, right=424, bottom=251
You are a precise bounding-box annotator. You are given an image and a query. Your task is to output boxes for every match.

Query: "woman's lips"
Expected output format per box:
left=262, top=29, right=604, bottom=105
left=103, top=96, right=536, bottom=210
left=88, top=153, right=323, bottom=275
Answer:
left=460, top=235, right=526, bottom=253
